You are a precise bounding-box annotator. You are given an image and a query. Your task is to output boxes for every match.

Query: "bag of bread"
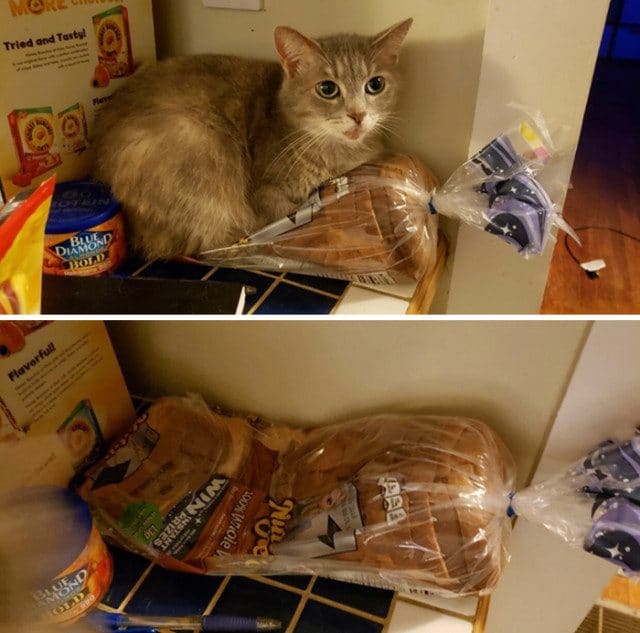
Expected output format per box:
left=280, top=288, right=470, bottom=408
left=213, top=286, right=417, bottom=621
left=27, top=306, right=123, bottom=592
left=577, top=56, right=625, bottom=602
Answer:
left=197, top=154, right=439, bottom=285
left=194, top=116, right=576, bottom=283
left=77, top=395, right=515, bottom=595
left=77, top=396, right=640, bottom=596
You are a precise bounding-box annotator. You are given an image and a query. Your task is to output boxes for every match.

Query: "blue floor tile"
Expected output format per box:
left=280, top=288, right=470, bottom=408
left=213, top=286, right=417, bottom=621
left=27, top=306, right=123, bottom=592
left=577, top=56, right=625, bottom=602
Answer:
left=294, top=600, right=383, bottom=633
left=211, top=577, right=300, bottom=630
left=254, top=282, right=337, bottom=315
left=312, top=578, right=393, bottom=618
left=115, top=254, right=148, bottom=276
left=210, top=268, right=276, bottom=312
left=125, top=566, right=223, bottom=615
left=284, top=273, right=349, bottom=296
left=138, top=260, right=213, bottom=280
left=102, top=545, right=150, bottom=609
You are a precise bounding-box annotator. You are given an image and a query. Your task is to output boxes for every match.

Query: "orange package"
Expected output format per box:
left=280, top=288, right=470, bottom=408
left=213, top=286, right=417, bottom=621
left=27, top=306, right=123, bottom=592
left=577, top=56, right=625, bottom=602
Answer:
left=0, top=177, right=54, bottom=314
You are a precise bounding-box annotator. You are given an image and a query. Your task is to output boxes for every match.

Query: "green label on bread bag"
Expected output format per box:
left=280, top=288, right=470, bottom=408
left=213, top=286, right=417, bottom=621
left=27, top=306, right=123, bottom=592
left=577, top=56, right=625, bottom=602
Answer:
left=119, top=501, right=163, bottom=544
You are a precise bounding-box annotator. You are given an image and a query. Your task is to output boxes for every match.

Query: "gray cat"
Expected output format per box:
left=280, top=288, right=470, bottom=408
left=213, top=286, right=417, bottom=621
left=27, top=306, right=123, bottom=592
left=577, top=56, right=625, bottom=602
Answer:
left=92, top=19, right=413, bottom=260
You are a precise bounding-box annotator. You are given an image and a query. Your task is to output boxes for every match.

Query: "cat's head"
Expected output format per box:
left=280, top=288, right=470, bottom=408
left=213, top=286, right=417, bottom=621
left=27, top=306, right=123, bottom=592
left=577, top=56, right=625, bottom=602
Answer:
left=274, top=19, right=412, bottom=146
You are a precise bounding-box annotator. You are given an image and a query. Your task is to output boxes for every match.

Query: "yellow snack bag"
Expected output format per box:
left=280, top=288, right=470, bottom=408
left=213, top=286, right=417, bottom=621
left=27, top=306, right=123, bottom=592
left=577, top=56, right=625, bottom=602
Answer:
left=0, top=177, right=55, bottom=314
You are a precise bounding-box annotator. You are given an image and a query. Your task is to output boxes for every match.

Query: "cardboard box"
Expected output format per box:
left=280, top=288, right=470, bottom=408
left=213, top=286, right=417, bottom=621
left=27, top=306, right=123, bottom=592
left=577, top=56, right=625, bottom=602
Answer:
left=0, top=320, right=135, bottom=491
left=0, top=1, right=156, bottom=200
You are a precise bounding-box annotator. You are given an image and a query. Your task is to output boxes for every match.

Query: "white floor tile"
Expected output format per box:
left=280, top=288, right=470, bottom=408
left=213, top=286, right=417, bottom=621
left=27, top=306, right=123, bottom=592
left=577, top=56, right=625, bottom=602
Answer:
left=334, top=287, right=409, bottom=315
left=352, top=279, right=418, bottom=300
left=398, top=592, right=478, bottom=617
left=388, top=600, right=473, bottom=633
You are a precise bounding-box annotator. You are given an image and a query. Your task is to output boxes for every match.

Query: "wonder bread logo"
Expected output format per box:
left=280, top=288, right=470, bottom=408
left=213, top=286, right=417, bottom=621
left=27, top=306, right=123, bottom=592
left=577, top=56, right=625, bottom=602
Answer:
left=8, top=0, right=69, bottom=17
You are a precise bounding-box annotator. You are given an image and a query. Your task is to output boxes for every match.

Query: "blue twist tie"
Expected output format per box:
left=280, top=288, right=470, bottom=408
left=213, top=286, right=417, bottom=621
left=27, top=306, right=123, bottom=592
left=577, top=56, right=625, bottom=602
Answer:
left=506, top=491, right=517, bottom=517
left=428, top=196, right=438, bottom=215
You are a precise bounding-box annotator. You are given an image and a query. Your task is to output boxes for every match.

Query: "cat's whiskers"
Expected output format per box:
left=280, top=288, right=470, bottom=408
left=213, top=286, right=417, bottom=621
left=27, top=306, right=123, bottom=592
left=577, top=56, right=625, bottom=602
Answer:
left=377, top=122, right=404, bottom=143
left=380, top=114, right=403, bottom=128
left=373, top=113, right=404, bottom=141
left=264, top=130, right=317, bottom=177
left=282, top=129, right=332, bottom=182
left=266, top=129, right=313, bottom=166
left=269, top=134, right=323, bottom=181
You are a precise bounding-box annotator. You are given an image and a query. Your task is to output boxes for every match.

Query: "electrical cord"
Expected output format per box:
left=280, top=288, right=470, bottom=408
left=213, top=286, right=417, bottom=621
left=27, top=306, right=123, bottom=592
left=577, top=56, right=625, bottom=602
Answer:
left=564, top=225, right=640, bottom=279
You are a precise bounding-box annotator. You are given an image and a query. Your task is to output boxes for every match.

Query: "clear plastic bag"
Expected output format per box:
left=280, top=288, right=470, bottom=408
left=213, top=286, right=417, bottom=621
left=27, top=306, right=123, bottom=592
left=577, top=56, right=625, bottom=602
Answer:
left=194, top=116, right=575, bottom=283
left=195, top=155, right=440, bottom=285
left=432, top=117, right=577, bottom=257
left=76, top=395, right=515, bottom=596
left=512, top=436, right=640, bottom=574
left=76, top=396, right=637, bottom=597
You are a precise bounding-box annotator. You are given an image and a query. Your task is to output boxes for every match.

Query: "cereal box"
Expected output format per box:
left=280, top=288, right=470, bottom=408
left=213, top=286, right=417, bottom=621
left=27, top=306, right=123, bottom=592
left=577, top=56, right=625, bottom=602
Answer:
left=7, top=107, right=62, bottom=187
left=57, top=102, right=89, bottom=154
left=93, top=5, right=134, bottom=80
left=56, top=399, right=105, bottom=472
left=0, top=320, right=135, bottom=488
left=0, top=1, right=156, bottom=200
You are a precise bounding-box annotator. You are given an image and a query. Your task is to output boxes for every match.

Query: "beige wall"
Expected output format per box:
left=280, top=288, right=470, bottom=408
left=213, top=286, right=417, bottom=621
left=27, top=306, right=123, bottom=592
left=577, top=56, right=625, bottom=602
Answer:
left=152, top=0, right=488, bottom=179
left=107, top=320, right=589, bottom=486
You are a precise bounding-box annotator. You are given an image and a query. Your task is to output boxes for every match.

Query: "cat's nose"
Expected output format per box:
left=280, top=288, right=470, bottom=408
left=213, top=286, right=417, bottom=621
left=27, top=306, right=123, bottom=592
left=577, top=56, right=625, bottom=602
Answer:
left=348, top=111, right=366, bottom=125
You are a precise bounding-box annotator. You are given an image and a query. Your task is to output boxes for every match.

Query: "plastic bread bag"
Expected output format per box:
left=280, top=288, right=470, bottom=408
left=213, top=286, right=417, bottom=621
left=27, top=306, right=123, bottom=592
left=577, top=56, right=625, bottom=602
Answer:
left=75, top=396, right=640, bottom=598
left=0, top=178, right=55, bottom=314
left=75, top=395, right=516, bottom=596
left=431, top=114, right=578, bottom=257
left=510, top=435, right=640, bottom=574
left=194, top=115, right=576, bottom=283
left=195, top=155, right=440, bottom=285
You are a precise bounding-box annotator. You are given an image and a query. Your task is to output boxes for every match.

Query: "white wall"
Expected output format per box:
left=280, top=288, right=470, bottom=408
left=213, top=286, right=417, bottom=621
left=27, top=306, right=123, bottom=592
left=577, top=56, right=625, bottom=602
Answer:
left=106, top=320, right=589, bottom=486
left=446, top=0, right=609, bottom=314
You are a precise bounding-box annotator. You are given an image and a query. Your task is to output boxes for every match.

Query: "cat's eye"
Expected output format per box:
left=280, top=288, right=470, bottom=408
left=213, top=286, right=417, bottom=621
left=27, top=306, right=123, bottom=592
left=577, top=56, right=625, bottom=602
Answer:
left=365, top=76, right=385, bottom=95
left=316, top=80, right=340, bottom=99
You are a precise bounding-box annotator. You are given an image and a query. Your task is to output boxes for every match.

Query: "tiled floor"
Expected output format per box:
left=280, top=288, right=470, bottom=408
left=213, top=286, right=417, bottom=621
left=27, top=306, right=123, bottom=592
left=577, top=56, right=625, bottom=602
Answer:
left=95, top=397, right=483, bottom=632
left=115, top=257, right=415, bottom=315
left=99, top=543, right=479, bottom=633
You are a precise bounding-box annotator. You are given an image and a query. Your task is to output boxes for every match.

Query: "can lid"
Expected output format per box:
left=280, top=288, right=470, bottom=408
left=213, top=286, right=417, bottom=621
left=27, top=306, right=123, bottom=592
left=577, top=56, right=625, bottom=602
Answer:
left=46, top=181, right=121, bottom=234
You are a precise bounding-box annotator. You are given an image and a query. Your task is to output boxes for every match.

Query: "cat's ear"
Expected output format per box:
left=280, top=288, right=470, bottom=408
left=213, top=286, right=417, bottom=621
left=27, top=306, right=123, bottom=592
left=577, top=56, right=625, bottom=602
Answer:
left=372, top=18, right=413, bottom=66
left=274, top=26, right=325, bottom=77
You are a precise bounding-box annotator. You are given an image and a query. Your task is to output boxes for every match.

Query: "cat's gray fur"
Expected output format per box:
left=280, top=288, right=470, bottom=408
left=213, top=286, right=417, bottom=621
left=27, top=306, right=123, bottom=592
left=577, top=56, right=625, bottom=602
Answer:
left=92, top=19, right=412, bottom=259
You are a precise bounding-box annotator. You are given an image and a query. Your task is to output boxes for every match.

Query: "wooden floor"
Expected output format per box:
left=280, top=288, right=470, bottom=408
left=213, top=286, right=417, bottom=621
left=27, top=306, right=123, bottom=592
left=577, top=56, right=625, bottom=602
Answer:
left=541, top=60, right=640, bottom=314
left=602, top=575, right=640, bottom=611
